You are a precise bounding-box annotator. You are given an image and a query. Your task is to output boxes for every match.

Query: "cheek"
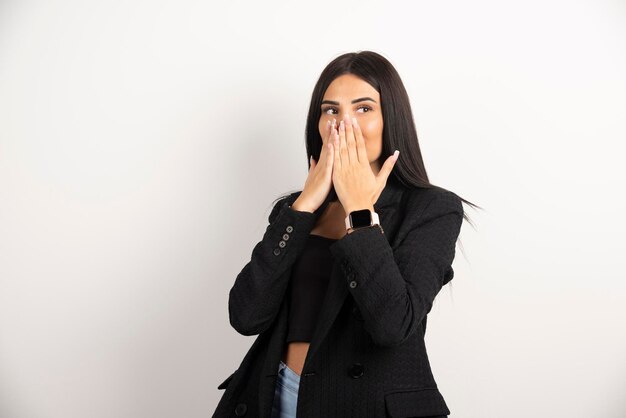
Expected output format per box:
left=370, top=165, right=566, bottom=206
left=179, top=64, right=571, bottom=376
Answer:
left=318, top=116, right=331, bottom=137
left=359, top=119, right=383, bottom=143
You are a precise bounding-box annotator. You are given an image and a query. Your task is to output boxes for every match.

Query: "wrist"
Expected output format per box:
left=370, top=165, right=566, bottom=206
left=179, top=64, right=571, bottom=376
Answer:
left=291, top=197, right=315, bottom=213
left=344, top=204, right=375, bottom=214
left=344, top=207, right=383, bottom=234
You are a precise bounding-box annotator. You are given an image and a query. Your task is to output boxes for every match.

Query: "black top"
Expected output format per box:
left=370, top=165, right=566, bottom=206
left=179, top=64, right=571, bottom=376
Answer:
left=285, top=234, right=338, bottom=343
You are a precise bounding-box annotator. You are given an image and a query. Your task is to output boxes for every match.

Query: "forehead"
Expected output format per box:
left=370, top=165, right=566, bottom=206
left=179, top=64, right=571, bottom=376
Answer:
left=323, top=74, right=379, bottom=100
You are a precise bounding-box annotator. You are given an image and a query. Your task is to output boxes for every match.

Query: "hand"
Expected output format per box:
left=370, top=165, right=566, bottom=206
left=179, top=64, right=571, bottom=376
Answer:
left=292, top=119, right=337, bottom=213
left=332, top=113, right=399, bottom=215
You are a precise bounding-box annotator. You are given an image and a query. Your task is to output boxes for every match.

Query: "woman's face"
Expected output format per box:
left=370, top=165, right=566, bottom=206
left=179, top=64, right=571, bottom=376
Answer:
left=318, top=73, right=384, bottom=174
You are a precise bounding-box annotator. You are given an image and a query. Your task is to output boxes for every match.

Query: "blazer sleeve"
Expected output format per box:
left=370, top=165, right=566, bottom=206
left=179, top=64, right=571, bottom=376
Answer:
left=228, top=194, right=319, bottom=336
left=328, top=190, right=463, bottom=347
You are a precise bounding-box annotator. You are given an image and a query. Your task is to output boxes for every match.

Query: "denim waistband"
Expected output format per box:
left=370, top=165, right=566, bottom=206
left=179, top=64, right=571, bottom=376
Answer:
left=277, top=360, right=301, bottom=394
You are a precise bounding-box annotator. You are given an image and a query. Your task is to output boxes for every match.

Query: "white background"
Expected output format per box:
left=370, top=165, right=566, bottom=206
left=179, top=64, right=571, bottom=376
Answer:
left=1, top=1, right=625, bottom=417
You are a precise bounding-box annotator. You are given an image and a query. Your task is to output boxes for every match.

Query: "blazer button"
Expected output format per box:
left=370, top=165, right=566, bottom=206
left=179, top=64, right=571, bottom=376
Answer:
left=279, top=240, right=286, bottom=248
left=282, top=233, right=290, bottom=241
left=234, top=402, right=248, bottom=416
left=286, top=225, right=293, bottom=233
left=273, top=248, right=281, bottom=256
left=349, top=280, right=358, bottom=289
left=348, top=363, right=364, bottom=379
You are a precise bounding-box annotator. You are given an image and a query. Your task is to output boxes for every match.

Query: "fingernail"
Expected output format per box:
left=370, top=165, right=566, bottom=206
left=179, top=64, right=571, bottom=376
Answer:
left=393, top=150, right=399, bottom=159
left=352, top=117, right=357, bottom=125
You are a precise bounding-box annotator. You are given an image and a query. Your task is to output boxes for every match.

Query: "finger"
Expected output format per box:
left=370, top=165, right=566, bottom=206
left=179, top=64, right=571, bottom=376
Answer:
left=377, top=150, right=399, bottom=185
left=326, top=141, right=334, bottom=171
left=338, top=120, right=348, bottom=166
left=333, top=124, right=342, bottom=170
left=352, top=117, right=368, bottom=166
left=321, top=123, right=335, bottom=168
left=319, top=118, right=336, bottom=164
left=310, top=155, right=317, bottom=172
left=344, top=113, right=358, bottom=164
left=325, top=119, right=336, bottom=143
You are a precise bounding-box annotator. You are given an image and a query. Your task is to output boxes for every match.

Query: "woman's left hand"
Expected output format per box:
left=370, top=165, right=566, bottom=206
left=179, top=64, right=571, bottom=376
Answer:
left=331, top=112, right=399, bottom=216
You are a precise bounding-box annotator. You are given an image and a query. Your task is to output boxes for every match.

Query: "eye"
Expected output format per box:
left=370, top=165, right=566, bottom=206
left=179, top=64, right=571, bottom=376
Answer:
left=321, top=105, right=372, bottom=115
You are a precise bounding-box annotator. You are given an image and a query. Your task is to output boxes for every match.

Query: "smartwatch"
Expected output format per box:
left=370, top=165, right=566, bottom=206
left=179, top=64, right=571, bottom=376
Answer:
left=345, top=209, right=383, bottom=233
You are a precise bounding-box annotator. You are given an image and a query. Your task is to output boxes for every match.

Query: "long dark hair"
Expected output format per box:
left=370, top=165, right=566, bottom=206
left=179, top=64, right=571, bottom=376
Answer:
left=298, top=50, right=481, bottom=226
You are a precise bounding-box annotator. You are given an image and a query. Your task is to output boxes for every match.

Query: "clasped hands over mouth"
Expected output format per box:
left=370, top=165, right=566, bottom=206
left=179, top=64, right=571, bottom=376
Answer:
left=315, top=113, right=399, bottom=215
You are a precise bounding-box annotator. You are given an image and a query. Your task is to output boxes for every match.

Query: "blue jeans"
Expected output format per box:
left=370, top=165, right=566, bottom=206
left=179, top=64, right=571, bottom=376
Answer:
left=270, top=360, right=300, bottom=418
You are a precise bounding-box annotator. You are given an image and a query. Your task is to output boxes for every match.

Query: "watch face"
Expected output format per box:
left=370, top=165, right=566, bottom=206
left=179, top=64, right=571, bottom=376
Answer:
left=350, top=209, right=372, bottom=228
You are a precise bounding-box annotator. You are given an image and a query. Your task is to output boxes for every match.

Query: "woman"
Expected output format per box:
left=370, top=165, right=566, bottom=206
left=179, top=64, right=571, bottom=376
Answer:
left=212, top=51, right=479, bottom=418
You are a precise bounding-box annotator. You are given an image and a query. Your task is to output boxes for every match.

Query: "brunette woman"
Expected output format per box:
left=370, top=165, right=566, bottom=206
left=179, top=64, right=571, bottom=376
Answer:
left=213, top=50, right=478, bottom=418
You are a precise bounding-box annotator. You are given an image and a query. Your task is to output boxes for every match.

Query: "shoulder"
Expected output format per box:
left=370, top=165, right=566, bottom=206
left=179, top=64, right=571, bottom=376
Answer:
left=403, top=185, right=463, bottom=224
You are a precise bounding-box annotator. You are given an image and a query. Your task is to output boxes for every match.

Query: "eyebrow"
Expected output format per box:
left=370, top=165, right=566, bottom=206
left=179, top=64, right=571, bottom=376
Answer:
left=321, top=97, right=378, bottom=106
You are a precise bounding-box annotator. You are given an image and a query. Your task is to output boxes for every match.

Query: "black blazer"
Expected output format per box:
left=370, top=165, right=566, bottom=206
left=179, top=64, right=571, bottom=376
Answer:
left=212, top=176, right=464, bottom=418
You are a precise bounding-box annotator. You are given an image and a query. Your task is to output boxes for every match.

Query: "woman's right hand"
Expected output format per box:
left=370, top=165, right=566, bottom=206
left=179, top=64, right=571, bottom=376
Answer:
left=291, top=119, right=337, bottom=213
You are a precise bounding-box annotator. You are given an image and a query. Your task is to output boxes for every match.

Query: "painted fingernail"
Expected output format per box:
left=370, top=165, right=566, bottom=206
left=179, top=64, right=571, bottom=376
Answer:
left=340, top=121, right=344, bottom=130
left=393, top=150, right=400, bottom=160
